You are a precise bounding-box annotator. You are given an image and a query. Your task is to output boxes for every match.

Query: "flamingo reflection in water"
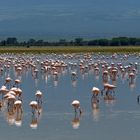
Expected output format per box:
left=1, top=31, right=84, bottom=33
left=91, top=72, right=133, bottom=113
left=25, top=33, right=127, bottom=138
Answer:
left=71, top=114, right=81, bottom=129
left=92, top=105, right=100, bottom=122
left=71, top=100, right=82, bottom=129
left=30, top=114, right=39, bottom=129
left=6, top=109, right=15, bottom=125
left=91, top=96, right=100, bottom=121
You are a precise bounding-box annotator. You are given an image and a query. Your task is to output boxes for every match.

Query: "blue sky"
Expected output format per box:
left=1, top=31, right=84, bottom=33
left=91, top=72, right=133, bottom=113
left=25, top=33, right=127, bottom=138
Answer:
left=0, top=0, right=140, bottom=40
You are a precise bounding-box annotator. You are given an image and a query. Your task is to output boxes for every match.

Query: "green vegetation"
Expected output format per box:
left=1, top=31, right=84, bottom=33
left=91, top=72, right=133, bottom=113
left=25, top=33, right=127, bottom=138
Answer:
left=0, top=46, right=140, bottom=54
left=1, top=36, right=140, bottom=54
left=1, top=37, right=140, bottom=47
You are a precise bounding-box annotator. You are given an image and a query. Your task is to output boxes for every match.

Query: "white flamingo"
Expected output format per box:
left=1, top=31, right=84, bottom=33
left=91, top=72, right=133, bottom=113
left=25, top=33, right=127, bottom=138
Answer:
left=29, top=101, right=39, bottom=115
left=71, top=100, right=82, bottom=114
left=35, top=90, right=43, bottom=105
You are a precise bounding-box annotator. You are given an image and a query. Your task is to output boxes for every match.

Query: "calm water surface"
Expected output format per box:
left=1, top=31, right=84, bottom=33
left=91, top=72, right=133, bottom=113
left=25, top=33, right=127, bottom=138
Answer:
left=0, top=53, right=140, bottom=140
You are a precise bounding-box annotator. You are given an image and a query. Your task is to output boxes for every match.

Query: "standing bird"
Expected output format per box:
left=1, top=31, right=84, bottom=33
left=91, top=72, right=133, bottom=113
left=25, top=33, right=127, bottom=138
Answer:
left=91, top=87, right=100, bottom=98
left=101, top=83, right=116, bottom=95
left=14, top=79, right=21, bottom=88
left=128, top=72, right=135, bottom=89
left=102, top=83, right=116, bottom=100
left=102, top=70, right=109, bottom=83
left=7, top=94, right=16, bottom=112
left=29, top=101, right=39, bottom=115
left=91, top=87, right=100, bottom=109
left=14, top=100, right=23, bottom=127
left=0, top=85, right=9, bottom=99
left=29, top=101, right=40, bottom=129
left=4, top=76, right=12, bottom=89
left=71, top=71, right=77, bottom=81
left=35, top=90, right=43, bottom=105
left=10, top=87, right=22, bottom=100
left=14, top=100, right=23, bottom=114
left=71, top=100, right=82, bottom=114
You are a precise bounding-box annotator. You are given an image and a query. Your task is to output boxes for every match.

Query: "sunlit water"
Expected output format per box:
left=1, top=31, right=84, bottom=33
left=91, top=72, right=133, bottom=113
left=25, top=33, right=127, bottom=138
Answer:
left=0, top=53, right=140, bottom=140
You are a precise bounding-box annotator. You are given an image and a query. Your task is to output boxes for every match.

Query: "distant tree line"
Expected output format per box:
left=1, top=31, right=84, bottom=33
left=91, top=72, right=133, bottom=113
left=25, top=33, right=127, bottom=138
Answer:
left=0, top=37, right=140, bottom=47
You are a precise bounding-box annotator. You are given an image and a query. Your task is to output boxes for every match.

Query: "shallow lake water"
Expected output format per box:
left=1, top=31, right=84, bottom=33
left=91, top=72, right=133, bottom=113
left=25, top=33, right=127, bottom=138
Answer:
left=0, top=53, right=140, bottom=140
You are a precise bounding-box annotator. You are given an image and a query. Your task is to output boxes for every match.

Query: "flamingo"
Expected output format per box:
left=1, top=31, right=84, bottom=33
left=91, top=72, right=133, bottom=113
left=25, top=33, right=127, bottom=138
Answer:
left=91, top=87, right=100, bottom=109
left=16, top=67, right=22, bottom=76
left=14, top=100, right=23, bottom=114
left=102, top=70, right=108, bottom=82
left=35, top=90, right=43, bottom=105
left=102, top=83, right=116, bottom=95
left=29, top=101, right=39, bottom=115
left=53, top=71, right=58, bottom=81
left=14, top=79, right=21, bottom=87
left=101, top=83, right=116, bottom=100
left=4, top=76, right=12, bottom=88
left=71, top=71, right=77, bottom=80
left=94, top=67, right=100, bottom=75
left=111, top=69, right=118, bottom=81
left=14, top=100, right=23, bottom=126
left=71, top=100, right=82, bottom=114
left=92, top=87, right=100, bottom=97
left=129, top=72, right=135, bottom=82
left=10, top=87, right=22, bottom=100
left=6, top=94, right=16, bottom=112
left=0, top=85, right=9, bottom=99
left=34, top=68, right=39, bottom=77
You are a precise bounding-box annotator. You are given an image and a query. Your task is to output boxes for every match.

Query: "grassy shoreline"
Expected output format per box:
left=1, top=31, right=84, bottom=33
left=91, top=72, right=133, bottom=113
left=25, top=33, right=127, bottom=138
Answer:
left=0, top=46, right=140, bottom=53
